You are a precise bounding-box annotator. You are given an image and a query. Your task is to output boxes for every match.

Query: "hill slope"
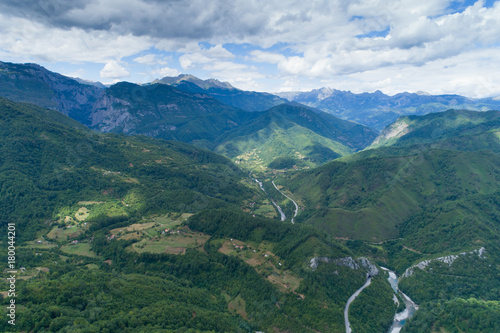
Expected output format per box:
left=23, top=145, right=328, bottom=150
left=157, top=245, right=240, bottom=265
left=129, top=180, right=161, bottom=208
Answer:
left=285, top=110, right=500, bottom=242
left=214, top=103, right=378, bottom=170
left=280, top=109, right=500, bottom=332
left=0, top=96, right=258, bottom=240
left=370, top=109, right=500, bottom=149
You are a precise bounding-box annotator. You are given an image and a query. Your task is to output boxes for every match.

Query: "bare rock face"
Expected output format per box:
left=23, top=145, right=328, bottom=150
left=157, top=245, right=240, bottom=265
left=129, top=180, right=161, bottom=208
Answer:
left=0, top=61, right=104, bottom=125
left=90, top=95, right=135, bottom=133
left=402, top=247, right=486, bottom=278
left=370, top=119, right=410, bottom=147
left=310, top=256, right=379, bottom=276
left=358, top=257, right=379, bottom=276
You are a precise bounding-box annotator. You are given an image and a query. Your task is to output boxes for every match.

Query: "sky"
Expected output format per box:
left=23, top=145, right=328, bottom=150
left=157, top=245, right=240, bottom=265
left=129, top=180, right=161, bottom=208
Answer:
left=1, top=0, right=500, bottom=98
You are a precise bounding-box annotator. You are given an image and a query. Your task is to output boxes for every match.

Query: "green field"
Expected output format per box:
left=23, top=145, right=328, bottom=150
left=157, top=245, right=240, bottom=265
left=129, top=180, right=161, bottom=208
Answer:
left=60, top=243, right=96, bottom=257
left=129, top=229, right=210, bottom=254
left=46, top=225, right=84, bottom=241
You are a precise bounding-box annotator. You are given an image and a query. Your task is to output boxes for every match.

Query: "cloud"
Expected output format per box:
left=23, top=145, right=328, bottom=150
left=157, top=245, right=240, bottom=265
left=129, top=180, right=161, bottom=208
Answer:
left=0, top=0, right=268, bottom=43
left=156, top=66, right=180, bottom=77
left=133, top=54, right=167, bottom=66
left=100, top=60, right=130, bottom=79
left=249, top=50, right=286, bottom=64
left=237, top=0, right=500, bottom=84
left=1, top=0, right=499, bottom=97
left=0, top=12, right=151, bottom=63
left=179, top=44, right=235, bottom=69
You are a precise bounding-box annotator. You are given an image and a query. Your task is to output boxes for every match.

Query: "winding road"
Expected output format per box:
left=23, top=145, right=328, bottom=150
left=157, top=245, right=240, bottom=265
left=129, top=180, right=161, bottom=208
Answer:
left=272, top=181, right=299, bottom=223
left=344, top=276, right=372, bottom=333
left=251, top=176, right=287, bottom=221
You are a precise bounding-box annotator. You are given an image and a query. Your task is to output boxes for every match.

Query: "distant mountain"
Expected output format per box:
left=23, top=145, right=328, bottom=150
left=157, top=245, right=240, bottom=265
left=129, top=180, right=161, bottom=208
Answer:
left=157, top=74, right=288, bottom=112
left=89, top=81, right=260, bottom=145
left=214, top=103, right=378, bottom=170
left=279, top=88, right=500, bottom=130
left=0, top=62, right=261, bottom=145
left=154, top=74, right=234, bottom=90
left=0, top=62, right=374, bottom=168
left=0, top=61, right=103, bottom=125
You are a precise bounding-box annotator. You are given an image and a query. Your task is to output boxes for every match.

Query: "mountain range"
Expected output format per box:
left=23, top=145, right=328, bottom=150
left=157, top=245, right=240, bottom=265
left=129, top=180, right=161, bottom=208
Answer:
left=0, top=61, right=378, bottom=170
left=279, top=88, right=500, bottom=130
left=154, top=74, right=288, bottom=112
left=1, top=60, right=500, bottom=332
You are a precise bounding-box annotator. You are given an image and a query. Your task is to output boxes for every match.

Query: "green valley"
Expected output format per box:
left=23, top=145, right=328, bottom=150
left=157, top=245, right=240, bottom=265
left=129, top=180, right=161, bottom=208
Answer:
left=0, top=62, right=499, bottom=333
left=0, top=97, right=391, bottom=332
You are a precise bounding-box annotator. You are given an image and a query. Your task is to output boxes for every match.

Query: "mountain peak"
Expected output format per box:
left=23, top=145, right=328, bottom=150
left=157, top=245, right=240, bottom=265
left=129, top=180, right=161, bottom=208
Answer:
left=156, top=74, right=235, bottom=90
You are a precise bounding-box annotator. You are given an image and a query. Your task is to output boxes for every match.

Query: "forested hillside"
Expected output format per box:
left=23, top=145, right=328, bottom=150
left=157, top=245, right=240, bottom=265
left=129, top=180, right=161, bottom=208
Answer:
left=278, top=109, right=500, bottom=332
left=214, top=103, right=377, bottom=170
left=1, top=63, right=499, bottom=333
left=0, top=98, right=394, bottom=332
left=0, top=97, right=258, bottom=240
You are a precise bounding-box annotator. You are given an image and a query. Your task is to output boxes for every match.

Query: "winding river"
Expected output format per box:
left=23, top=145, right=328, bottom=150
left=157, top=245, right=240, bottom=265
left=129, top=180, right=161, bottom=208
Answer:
left=251, top=176, right=286, bottom=221
left=381, top=267, right=419, bottom=333
left=343, top=268, right=418, bottom=333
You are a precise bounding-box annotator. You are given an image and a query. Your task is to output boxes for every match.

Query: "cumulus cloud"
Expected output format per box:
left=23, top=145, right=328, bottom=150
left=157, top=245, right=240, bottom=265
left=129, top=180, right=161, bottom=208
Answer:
left=238, top=0, right=500, bottom=83
left=156, top=66, right=180, bottom=77
left=100, top=60, right=130, bottom=79
left=133, top=54, right=167, bottom=66
left=0, top=0, right=268, bottom=43
left=179, top=44, right=235, bottom=69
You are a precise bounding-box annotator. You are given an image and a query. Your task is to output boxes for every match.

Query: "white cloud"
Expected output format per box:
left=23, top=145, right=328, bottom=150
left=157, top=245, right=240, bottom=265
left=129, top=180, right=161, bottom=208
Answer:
left=0, top=13, right=151, bottom=63
left=179, top=44, right=235, bottom=69
left=156, top=66, right=180, bottom=77
left=133, top=54, right=167, bottom=66
left=179, top=53, right=211, bottom=69
left=1, top=0, right=500, bottom=97
left=204, top=44, right=235, bottom=59
left=100, top=60, right=130, bottom=79
left=249, top=50, right=286, bottom=64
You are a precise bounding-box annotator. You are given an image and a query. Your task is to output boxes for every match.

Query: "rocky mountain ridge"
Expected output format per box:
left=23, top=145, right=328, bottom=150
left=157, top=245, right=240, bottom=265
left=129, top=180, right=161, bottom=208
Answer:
left=279, top=88, right=500, bottom=130
left=0, top=61, right=103, bottom=125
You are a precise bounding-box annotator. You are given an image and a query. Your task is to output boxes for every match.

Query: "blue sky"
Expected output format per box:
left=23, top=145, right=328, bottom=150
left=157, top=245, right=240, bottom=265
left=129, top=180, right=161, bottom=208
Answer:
left=1, top=0, right=500, bottom=98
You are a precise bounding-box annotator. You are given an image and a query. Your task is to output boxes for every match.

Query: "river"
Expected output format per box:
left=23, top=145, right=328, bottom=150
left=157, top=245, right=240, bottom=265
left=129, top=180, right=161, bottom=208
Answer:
left=251, top=176, right=286, bottom=221
left=343, top=268, right=418, bottom=333
left=381, top=267, right=419, bottom=333
left=272, top=181, right=298, bottom=223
